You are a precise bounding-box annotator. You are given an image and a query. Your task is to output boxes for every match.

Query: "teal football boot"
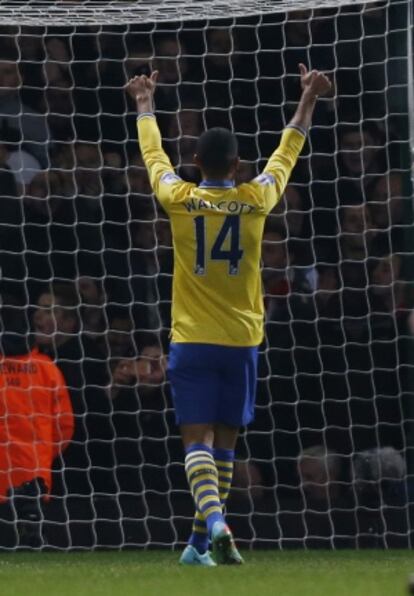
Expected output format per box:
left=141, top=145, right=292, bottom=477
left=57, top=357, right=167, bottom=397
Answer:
left=211, top=521, right=244, bottom=565
left=179, top=545, right=217, bottom=567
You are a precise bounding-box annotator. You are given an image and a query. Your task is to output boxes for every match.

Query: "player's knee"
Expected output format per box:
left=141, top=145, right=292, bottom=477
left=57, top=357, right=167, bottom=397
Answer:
left=181, top=424, right=214, bottom=449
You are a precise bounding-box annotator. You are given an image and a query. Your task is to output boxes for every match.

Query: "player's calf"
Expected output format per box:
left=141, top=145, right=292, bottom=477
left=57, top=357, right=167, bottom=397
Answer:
left=184, top=444, right=225, bottom=533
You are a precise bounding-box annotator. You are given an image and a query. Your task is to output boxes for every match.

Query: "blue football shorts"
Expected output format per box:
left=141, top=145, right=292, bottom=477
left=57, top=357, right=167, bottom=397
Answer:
left=167, top=342, right=259, bottom=427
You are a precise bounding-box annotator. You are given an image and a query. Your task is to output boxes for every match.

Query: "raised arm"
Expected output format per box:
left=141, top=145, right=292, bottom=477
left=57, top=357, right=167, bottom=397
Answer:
left=126, top=71, right=179, bottom=202
left=262, top=64, right=332, bottom=204
left=126, top=70, right=158, bottom=116
left=289, top=63, right=332, bottom=134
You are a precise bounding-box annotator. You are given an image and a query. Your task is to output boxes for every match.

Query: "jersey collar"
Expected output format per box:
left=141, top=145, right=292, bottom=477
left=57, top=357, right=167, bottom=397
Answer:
left=199, top=179, right=235, bottom=189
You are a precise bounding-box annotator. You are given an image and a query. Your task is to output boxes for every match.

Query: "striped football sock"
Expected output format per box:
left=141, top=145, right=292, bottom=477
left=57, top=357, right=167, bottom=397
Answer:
left=189, top=447, right=235, bottom=554
left=215, top=447, right=235, bottom=505
left=185, top=444, right=224, bottom=552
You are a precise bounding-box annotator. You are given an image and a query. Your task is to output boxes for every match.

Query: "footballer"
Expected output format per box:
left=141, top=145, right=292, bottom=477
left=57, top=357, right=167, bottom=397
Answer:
left=126, top=63, right=331, bottom=566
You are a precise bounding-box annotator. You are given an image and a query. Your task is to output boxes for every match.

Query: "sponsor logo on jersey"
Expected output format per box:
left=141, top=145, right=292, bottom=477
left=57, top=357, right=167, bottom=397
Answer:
left=160, top=172, right=182, bottom=184
left=254, top=173, right=275, bottom=186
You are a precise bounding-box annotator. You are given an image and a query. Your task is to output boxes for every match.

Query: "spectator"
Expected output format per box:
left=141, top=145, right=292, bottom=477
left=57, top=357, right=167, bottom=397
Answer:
left=203, top=27, right=236, bottom=114
left=72, top=142, right=108, bottom=278
left=33, top=282, right=110, bottom=496
left=368, top=254, right=406, bottom=450
left=108, top=357, right=147, bottom=402
left=18, top=28, right=44, bottom=64
left=33, top=282, right=108, bottom=392
left=107, top=211, right=170, bottom=332
left=340, top=203, right=376, bottom=262
left=76, top=277, right=106, bottom=338
left=273, top=184, right=314, bottom=272
left=338, top=203, right=376, bottom=325
left=297, top=446, right=342, bottom=509
left=369, top=172, right=404, bottom=230
left=22, top=170, right=79, bottom=302
left=7, top=148, right=42, bottom=195
left=262, top=223, right=312, bottom=321
left=102, top=148, right=127, bottom=196
left=49, top=143, right=76, bottom=193
left=153, top=35, right=189, bottom=113
left=0, top=44, right=50, bottom=167
left=101, top=148, right=130, bottom=255
left=127, top=153, right=153, bottom=196
left=135, top=333, right=168, bottom=399
left=167, top=108, right=202, bottom=182
left=370, top=253, right=404, bottom=315
left=0, top=167, right=80, bottom=302
left=236, top=160, right=257, bottom=185
left=352, top=446, right=406, bottom=507
left=282, top=10, right=331, bottom=106
left=340, top=204, right=398, bottom=341
left=74, top=141, right=103, bottom=198
left=262, top=224, right=290, bottom=320
left=337, top=123, right=385, bottom=186
left=103, top=306, right=135, bottom=358
left=298, top=445, right=406, bottom=509
left=203, top=26, right=256, bottom=132
left=285, top=185, right=307, bottom=240
left=315, top=264, right=341, bottom=317
left=45, top=36, right=71, bottom=63
left=0, top=292, right=73, bottom=546
left=108, top=334, right=168, bottom=401
left=125, top=44, right=153, bottom=81
left=44, top=60, right=74, bottom=141
left=0, top=135, right=18, bottom=198
left=109, top=334, right=184, bottom=495
left=230, top=460, right=265, bottom=504
left=312, top=123, right=385, bottom=256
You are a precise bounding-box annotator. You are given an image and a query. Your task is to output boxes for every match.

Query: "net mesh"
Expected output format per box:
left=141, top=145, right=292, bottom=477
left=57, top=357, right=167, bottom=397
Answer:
left=0, top=0, right=411, bottom=550
left=0, top=0, right=387, bottom=25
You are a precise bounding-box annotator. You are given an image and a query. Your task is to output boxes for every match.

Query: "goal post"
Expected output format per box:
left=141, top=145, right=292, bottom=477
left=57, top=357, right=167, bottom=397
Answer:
left=0, top=0, right=411, bottom=550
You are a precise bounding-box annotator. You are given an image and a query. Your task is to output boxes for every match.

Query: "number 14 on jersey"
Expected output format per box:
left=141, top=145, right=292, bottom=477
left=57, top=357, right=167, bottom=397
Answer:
left=193, top=215, right=244, bottom=276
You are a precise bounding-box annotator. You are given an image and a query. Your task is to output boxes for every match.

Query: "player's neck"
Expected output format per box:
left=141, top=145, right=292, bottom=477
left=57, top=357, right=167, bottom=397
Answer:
left=199, top=178, right=235, bottom=188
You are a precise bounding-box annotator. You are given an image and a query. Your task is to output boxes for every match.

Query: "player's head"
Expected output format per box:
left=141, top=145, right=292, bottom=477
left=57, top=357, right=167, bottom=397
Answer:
left=194, top=128, right=239, bottom=179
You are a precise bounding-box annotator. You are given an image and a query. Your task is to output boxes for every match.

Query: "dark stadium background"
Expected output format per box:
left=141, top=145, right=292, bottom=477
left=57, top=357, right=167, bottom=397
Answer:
left=0, top=1, right=412, bottom=548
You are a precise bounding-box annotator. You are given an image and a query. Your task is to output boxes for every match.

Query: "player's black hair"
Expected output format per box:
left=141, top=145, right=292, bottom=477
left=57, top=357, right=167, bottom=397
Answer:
left=196, top=127, right=238, bottom=178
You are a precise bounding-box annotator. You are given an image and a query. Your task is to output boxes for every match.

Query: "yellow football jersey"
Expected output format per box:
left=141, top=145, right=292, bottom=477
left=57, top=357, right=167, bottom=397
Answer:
left=137, top=114, right=305, bottom=346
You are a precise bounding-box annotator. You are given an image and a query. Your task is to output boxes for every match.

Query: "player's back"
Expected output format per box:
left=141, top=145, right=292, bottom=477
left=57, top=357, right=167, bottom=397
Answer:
left=137, top=113, right=306, bottom=346
left=167, top=180, right=270, bottom=347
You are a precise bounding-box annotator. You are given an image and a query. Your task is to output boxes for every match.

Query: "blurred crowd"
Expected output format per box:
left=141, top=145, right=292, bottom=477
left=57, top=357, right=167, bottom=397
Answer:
left=0, top=2, right=411, bottom=527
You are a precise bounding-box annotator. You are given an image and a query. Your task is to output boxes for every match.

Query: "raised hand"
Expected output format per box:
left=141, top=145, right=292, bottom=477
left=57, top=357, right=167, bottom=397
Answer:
left=298, top=63, right=332, bottom=97
left=126, top=70, right=159, bottom=105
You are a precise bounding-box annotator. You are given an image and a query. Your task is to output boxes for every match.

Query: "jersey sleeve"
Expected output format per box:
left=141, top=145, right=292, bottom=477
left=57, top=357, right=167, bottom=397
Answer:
left=248, top=126, right=306, bottom=214
left=137, top=114, right=192, bottom=211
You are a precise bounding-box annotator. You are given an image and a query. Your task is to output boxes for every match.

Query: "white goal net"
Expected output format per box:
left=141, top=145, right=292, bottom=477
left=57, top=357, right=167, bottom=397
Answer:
left=0, top=0, right=412, bottom=550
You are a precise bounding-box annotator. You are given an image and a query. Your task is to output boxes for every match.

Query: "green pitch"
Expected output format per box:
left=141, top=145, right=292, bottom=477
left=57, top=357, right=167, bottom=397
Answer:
left=0, top=550, right=412, bottom=596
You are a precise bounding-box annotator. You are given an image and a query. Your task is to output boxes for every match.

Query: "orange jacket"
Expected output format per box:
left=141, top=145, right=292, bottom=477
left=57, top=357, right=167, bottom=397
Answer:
left=0, top=348, right=74, bottom=501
